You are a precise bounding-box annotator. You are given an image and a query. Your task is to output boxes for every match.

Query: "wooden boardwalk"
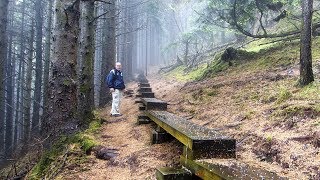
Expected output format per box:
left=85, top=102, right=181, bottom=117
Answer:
left=135, top=76, right=287, bottom=180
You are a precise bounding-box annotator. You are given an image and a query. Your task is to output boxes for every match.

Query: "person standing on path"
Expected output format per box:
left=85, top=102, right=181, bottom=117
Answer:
left=107, top=62, right=125, bottom=117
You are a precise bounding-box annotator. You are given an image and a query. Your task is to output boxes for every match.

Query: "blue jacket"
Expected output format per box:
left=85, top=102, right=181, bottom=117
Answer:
left=107, top=69, right=125, bottom=90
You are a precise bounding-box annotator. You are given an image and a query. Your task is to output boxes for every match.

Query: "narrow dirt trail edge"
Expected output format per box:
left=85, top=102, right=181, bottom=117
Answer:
left=57, top=82, right=181, bottom=180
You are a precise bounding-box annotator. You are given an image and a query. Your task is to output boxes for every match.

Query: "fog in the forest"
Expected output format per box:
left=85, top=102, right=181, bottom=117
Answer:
left=1, top=0, right=316, bottom=178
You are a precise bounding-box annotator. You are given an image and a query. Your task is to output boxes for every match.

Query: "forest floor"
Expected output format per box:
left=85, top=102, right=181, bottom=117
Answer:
left=56, top=82, right=181, bottom=180
left=56, top=41, right=320, bottom=180
left=56, top=68, right=319, bottom=180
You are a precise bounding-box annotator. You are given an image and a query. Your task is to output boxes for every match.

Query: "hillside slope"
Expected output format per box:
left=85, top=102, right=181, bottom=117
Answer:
left=155, top=38, right=320, bottom=179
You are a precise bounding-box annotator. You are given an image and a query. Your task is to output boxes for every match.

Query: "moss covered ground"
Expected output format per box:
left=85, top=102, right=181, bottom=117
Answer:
left=28, top=118, right=102, bottom=179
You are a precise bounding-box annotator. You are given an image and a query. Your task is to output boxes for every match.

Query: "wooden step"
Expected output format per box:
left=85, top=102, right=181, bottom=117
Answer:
left=145, top=110, right=235, bottom=159
left=139, top=105, right=146, bottom=111
left=180, top=157, right=288, bottom=180
left=139, top=83, right=150, bottom=87
left=141, top=92, right=155, bottom=98
left=137, top=115, right=151, bottom=125
left=137, top=79, right=148, bottom=83
left=134, top=99, right=143, bottom=104
left=141, top=98, right=167, bottom=111
left=152, top=129, right=172, bottom=144
left=138, top=114, right=150, bottom=120
left=156, top=167, right=192, bottom=180
left=138, top=87, right=152, bottom=93
left=137, top=118, right=151, bottom=125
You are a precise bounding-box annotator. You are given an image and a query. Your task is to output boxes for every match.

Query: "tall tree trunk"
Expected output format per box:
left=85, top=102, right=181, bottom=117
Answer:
left=99, top=1, right=116, bottom=107
left=0, top=0, right=9, bottom=154
left=126, top=6, right=133, bottom=78
left=121, top=0, right=129, bottom=78
left=32, top=0, right=44, bottom=135
left=78, top=0, right=95, bottom=122
left=299, top=0, right=314, bottom=86
left=5, top=0, right=16, bottom=153
left=11, top=0, right=26, bottom=156
left=43, top=0, right=80, bottom=137
left=24, top=21, right=35, bottom=144
left=16, top=39, right=26, bottom=147
left=94, top=4, right=102, bottom=107
left=43, top=0, right=53, bottom=124
left=13, top=36, right=24, bottom=155
left=5, top=29, right=13, bottom=155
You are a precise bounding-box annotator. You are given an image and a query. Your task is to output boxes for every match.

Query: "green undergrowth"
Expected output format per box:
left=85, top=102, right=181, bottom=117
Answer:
left=170, top=37, right=320, bottom=82
left=205, top=37, right=320, bottom=79
left=295, top=82, right=320, bottom=100
left=197, top=39, right=300, bottom=79
left=273, top=103, right=320, bottom=119
left=244, top=79, right=320, bottom=120
left=189, top=88, right=220, bottom=103
left=244, top=38, right=281, bottom=52
left=165, top=64, right=207, bottom=82
left=29, top=118, right=103, bottom=179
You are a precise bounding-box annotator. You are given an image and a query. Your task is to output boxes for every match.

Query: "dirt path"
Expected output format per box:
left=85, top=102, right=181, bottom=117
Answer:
left=57, top=82, right=181, bottom=180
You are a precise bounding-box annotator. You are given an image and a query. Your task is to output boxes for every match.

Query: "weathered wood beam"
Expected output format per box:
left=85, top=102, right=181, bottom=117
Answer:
left=138, top=83, right=150, bottom=87
left=180, top=156, right=222, bottom=180
left=142, top=98, right=167, bottom=111
left=138, top=87, right=152, bottom=93
left=180, top=156, right=288, bottom=180
left=156, top=167, right=192, bottom=180
left=145, top=110, right=235, bottom=159
left=141, top=92, right=155, bottom=98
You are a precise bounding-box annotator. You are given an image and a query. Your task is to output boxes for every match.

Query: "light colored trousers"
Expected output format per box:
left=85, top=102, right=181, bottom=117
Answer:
left=110, top=89, right=123, bottom=115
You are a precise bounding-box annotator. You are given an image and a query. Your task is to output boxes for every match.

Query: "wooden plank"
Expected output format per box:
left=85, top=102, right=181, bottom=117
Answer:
left=183, top=143, right=235, bottom=160
left=180, top=157, right=288, bottom=180
left=141, top=92, right=155, bottom=98
left=139, top=83, right=150, bottom=87
left=152, top=129, right=172, bottom=144
left=142, top=98, right=167, bottom=111
left=134, top=99, right=143, bottom=104
left=145, top=110, right=235, bottom=158
left=156, top=167, right=192, bottom=180
left=138, top=114, right=150, bottom=120
left=180, top=156, right=222, bottom=180
left=146, top=111, right=193, bottom=149
left=137, top=118, right=151, bottom=125
left=139, top=105, right=146, bottom=111
left=137, top=79, right=148, bottom=83
left=138, top=87, right=152, bottom=93
left=137, top=114, right=151, bottom=125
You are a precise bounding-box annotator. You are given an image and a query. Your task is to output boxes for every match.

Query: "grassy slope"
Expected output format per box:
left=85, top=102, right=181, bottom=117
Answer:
left=167, top=37, right=320, bottom=101
left=164, top=37, right=320, bottom=179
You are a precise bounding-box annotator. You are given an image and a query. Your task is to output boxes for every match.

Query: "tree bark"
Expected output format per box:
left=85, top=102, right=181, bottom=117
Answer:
left=0, top=0, right=9, bottom=154
left=78, top=0, right=95, bottom=122
left=93, top=4, right=102, bottom=107
left=99, top=0, right=116, bottom=107
left=43, top=0, right=53, bottom=125
left=43, top=0, right=80, bottom=137
left=299, top=0, right=314, bottom=86
left=13, top=0, right=26, bottom=152
left=32, top=0, right=44, bottom=135
left=24, top=21, right=35, bottom=144
left=5, top=23, right=13, bottom=155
